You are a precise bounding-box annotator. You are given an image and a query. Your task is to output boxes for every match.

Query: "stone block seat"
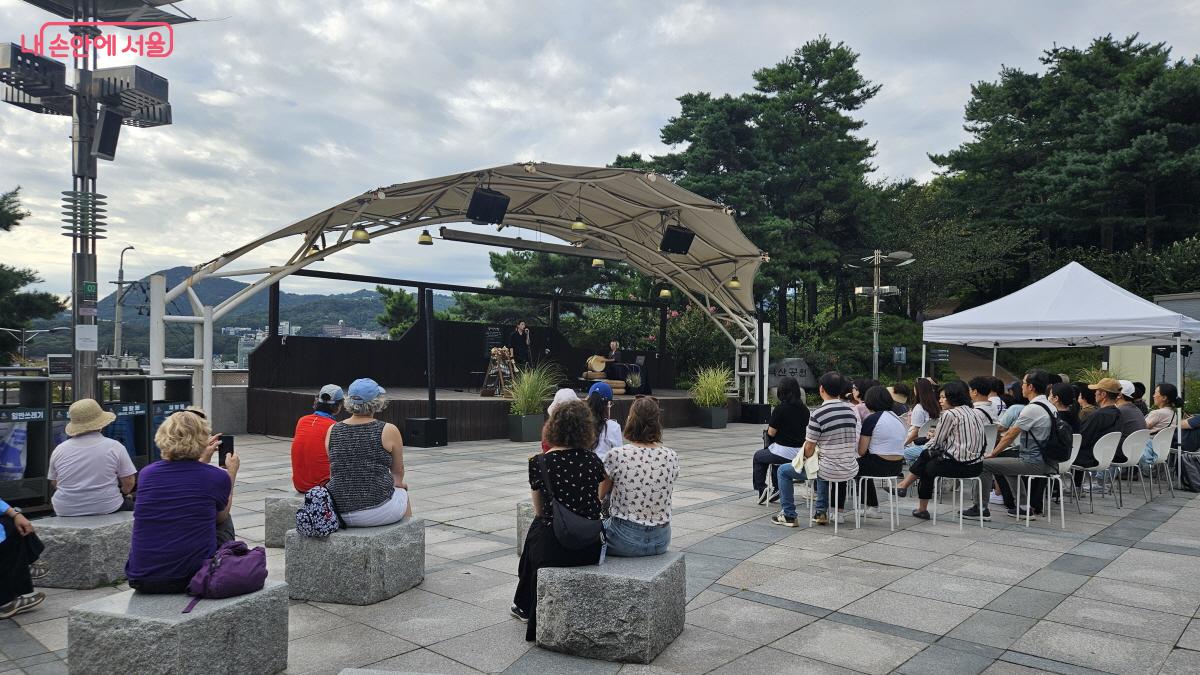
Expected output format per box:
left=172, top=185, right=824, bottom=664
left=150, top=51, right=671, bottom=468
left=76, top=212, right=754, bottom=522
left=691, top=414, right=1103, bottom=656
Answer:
left=285, top=517, right=424, bottom=605
left=264, top=494, right=305, bottom=548
left=536, top=552, right=686, bottom=663
left=34, top=511, right=133, bottom=589
left=68, top=580, right=289, bottom=675
left=516, top=501, right=534, bottom=554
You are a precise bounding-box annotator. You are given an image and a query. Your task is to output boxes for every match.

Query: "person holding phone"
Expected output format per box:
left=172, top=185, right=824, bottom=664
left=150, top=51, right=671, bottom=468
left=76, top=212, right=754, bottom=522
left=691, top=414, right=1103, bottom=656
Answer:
left=125, top=410, right=239, bottom=594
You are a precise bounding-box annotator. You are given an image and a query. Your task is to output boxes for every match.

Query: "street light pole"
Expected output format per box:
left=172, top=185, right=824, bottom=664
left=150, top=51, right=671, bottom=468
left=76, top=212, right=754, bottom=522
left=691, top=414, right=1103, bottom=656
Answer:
left=872, top=250, right=882, bottom=380
left=851, top=250, right=914, bottom=381
left=113, top=245, right=134, bottom=356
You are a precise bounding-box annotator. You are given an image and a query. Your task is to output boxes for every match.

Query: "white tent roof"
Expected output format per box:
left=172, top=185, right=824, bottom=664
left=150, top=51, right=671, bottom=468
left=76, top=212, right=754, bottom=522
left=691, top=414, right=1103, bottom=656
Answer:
left=922, top=262, right=1200, bottom=348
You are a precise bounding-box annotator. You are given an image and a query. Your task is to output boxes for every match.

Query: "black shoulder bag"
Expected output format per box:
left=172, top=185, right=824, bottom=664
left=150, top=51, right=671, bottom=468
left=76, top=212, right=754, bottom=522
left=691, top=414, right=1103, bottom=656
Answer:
left=536, top=453, right=603, bottom=550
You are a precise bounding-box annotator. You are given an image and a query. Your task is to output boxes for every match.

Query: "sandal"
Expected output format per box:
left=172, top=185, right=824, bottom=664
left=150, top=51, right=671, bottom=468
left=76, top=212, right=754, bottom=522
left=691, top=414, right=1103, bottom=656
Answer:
left=30, top=560, right=49, bottom=580
left=0, top=592, right=45, bottom=619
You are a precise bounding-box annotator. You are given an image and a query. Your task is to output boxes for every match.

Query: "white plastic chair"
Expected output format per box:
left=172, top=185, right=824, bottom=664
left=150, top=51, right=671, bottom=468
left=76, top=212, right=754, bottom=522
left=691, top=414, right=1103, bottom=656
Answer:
left=1149, top=426, right=1176, bottom=498
left=808, top=478, right=858, bottom=534
left=1073, top=432, right=1121, bottom=514
left=857, top=474, right=900, bottom=532
left=1110, top=429, right=1153, bottom=507
left=932, top=475, right=986, bottom=529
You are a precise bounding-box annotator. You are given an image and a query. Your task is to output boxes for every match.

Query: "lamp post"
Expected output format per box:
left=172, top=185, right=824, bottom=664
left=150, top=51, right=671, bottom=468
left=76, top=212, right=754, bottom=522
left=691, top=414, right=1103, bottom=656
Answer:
left=0, top=326, right=71, bottom=362
left=851, top=250, right=915, bottom=380
left=111, top=245, right=134, bottom=356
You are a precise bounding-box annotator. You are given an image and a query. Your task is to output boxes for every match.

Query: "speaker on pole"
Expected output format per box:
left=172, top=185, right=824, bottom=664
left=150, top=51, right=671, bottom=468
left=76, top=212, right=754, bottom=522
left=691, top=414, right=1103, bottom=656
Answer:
left=659, top=225, right=695, bottom=255
left=466, top=187, right=510, bottom=225
left=91, top=106, right=123, bottom=161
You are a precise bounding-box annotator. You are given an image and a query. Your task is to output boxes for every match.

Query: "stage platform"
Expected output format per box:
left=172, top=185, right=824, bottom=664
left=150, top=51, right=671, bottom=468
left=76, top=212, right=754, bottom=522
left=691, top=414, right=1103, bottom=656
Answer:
left=247, top=386, right=740, bottom=442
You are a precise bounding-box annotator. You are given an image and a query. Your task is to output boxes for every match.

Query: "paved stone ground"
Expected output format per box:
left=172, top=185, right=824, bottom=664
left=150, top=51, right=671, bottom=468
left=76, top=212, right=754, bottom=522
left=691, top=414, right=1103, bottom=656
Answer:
left=8, top=424, right=1200, bottom=674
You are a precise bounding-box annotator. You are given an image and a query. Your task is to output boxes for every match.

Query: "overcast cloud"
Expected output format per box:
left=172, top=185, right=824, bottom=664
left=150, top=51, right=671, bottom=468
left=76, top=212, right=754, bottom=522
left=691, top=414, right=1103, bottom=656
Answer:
left=2, top=0, right=1199, bottom=298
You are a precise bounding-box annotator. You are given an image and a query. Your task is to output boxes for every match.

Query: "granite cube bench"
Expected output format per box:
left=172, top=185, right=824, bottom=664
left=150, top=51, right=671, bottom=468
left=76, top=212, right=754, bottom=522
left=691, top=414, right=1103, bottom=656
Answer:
left=516, top=501, right=534, bottom=554
left=34, top=512, right=133, bottom=589
left=68, top=580, right=289, bottom=675
left=536, top=552, right=686, bottom=663
left=264, top=494, right=305, bottom=548
left=285, top=517, right=425, bottom=604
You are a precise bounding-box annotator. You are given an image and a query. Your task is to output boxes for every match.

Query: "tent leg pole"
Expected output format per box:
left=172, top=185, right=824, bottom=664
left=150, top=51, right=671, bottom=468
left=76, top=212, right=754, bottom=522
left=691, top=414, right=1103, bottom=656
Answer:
left=921, top=344, right=926, bottom=378
left=1177, top=334, right=1184, bottom=488
left=992, top=346, right=997, bottom=376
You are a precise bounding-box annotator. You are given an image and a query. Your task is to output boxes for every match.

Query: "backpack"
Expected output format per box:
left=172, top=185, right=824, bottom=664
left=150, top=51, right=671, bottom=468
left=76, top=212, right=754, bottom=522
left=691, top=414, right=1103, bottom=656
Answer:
left=182, top=540, right=267, bottom=613
left=1030, top=401, right=1073, bottom=463
left=295, top=486, right=340, bottom=538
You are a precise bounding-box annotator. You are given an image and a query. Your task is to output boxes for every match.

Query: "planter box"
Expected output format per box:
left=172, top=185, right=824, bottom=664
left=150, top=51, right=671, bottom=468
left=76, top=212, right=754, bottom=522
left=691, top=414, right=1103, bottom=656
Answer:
left=695, top=406, right=728, bottom=429
left=509, top=413, right=545, bottom=442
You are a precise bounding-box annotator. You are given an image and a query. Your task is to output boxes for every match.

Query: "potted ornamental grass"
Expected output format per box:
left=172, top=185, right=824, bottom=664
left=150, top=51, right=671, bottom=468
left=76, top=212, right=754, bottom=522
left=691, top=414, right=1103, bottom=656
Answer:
left=508, top=362, right=562, bottom=442
left=690, top=365, right=733, bottom=429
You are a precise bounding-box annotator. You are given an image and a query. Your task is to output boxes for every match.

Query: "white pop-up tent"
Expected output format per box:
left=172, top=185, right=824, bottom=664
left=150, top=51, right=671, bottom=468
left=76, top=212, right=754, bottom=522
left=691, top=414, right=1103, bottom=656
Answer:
left=923, top=261, right=1200, bottom=482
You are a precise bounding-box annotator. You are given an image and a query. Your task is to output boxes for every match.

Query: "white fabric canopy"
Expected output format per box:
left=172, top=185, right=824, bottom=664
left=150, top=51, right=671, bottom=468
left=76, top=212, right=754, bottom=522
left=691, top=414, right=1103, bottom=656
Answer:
left=922, top=262, right=1200, bottom=348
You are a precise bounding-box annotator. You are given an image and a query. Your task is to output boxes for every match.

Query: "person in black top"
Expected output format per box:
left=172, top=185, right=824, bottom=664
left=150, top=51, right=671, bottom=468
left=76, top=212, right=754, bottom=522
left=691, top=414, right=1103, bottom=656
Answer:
left=753, top=377, right=810, bottom=504
left=1073, top=379, right=1124, bottom=483
left=602, top=339, right=625, bottom=380
left=508, top=321, right=531, bottom=364
left=511, top=399, right=603, bottom=641
left=1049, top=383, right=1081, bottom=433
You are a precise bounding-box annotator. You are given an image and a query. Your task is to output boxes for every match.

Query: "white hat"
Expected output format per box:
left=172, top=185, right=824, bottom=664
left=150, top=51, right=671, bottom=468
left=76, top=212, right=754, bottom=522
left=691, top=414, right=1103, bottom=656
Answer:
left=1118, top=379, right=1135, bottom=397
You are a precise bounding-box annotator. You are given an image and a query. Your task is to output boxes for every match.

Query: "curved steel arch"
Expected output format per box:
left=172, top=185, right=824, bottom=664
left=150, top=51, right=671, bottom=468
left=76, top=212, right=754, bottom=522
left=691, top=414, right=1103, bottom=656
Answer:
left=151, top=162, right=769, bottom=416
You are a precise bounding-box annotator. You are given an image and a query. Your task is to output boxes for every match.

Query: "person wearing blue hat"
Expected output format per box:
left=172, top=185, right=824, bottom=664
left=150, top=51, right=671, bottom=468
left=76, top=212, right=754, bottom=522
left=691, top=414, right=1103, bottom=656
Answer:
left=586, top=382, right=623, bottom=460
left=290, top=384, right=344, bottom=493
left=324, top=378, right=412, bottom=527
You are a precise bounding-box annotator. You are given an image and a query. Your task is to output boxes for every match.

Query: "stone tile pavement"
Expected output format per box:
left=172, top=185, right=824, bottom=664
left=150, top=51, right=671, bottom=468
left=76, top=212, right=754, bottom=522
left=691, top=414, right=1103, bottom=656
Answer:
left=8, top=424, right=1200, bottom=674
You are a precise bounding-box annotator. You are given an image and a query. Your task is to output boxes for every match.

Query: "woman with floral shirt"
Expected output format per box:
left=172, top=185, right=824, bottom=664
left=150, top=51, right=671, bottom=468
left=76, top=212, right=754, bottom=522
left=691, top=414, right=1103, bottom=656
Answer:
left=600, top=398, right=679, bottom=556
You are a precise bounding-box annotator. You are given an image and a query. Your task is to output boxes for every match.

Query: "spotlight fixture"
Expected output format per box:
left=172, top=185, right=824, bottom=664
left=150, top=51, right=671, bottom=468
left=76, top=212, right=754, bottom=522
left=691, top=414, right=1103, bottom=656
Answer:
left=352, top=227, right=370, bottom=243
left=726, top=276, right=742, bottom=289
left=658, top=288, right=672, bottom=299
left=523, top=162, right=537, bottom=173
left=417, top=229, right=434, bottom=245
left=375, top=189, right=387, bottom=200
left=307, top=244, right=321, bottom=256
left=591, top=258, right=604, bottom=268
left=570, top=220, right=588, bottom=231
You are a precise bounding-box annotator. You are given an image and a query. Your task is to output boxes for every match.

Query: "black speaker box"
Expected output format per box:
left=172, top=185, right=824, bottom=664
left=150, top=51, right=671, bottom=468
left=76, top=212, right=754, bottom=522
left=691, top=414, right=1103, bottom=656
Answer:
left=92, top=107, right=123, bottom=160
left=659, top=225, right=695, bottom=255
left=405, top=417, right=448, bottom=447
left=466, top=188, right=511, bottom=224
left=741, top=403, right=772, bottom=424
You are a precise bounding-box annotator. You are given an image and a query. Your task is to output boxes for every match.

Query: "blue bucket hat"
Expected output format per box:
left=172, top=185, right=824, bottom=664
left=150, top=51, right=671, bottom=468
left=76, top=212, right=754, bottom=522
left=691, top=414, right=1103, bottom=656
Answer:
left=588, top=381, right=613, bottom=401
left=347, top=378, right=385, bottom=404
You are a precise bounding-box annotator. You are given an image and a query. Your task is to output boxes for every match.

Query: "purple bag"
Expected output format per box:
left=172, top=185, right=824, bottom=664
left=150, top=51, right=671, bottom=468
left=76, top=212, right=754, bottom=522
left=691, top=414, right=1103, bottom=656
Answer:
left=182, top=540, right=268, bottom=613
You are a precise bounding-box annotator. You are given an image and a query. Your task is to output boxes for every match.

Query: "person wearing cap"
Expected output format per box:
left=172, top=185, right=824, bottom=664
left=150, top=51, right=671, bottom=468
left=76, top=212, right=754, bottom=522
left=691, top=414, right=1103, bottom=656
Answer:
left=1072, top=378, right=1125, bottom=482
left=585, top=382, right=623, bottom=460
left=126, top=410, right=238, bottom=593
left=0, top=497, right=48, bottom=618
left=1114, top=379, right=1148, bottom=463
left=47, top=398, right=137, bottom=516
left=324, top=378, right=411, bottom=527
left=290, top=384, right=344, bottom=493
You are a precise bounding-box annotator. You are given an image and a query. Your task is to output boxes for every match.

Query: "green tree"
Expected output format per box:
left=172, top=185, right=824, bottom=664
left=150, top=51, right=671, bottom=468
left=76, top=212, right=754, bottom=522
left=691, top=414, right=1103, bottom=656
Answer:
left=1, top=188, right=66, bottom=364
left=376, top=285, right=417, bottom=338
left=617, top=37, right=881, bottom=330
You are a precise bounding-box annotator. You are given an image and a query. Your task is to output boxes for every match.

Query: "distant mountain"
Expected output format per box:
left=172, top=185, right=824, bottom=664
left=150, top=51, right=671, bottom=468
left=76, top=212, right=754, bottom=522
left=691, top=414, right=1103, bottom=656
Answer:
left=27, top=266, right=456, bottom=358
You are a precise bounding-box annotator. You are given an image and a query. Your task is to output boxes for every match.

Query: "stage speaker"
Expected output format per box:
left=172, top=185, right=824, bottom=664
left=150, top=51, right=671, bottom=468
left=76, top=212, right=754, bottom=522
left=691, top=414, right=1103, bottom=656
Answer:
left=741, top=403, right=771, bottom=424
left=405, top=417, right=448, bottom=447
left=92, top=106, right=123, bottom=161
left=466, top=187, right=510, bottom=225
left=659, top=225, right=695, bottom=255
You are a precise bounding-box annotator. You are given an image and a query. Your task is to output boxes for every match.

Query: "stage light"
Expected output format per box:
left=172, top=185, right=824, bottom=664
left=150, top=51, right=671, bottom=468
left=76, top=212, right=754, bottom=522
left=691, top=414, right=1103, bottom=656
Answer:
left=570, top=220, right=588, bottom=231
left=375, top=189, right=387, bottom=200
left=307, top=244, right=321, bottom=256
left=659, top=288, right=672, bottom=299
left=352, top=227, right=370, bottom=243
left=417, top=229, right=433, bottom=245
left=523, top=163, right=537, bottom=173
left=726, top=276, right=742, bottom=289
left=591, top=258, right=604, bottom=268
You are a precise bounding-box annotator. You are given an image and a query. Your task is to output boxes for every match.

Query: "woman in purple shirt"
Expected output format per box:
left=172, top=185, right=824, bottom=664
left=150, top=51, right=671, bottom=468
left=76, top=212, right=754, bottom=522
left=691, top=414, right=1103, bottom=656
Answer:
left=125, top=411, right=239, bottom=593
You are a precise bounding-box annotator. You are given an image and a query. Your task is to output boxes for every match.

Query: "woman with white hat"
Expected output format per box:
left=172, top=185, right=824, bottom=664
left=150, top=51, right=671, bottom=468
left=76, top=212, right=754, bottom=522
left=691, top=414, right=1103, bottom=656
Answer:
left=47, top=399, right=137, bottom=516
left=324, top=378, right=411, bottom=527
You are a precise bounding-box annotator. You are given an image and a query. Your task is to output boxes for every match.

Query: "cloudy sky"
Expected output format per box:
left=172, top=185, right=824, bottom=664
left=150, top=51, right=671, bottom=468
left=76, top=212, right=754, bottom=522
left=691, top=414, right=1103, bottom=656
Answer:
left=2, top=0, right=1198, bottom=299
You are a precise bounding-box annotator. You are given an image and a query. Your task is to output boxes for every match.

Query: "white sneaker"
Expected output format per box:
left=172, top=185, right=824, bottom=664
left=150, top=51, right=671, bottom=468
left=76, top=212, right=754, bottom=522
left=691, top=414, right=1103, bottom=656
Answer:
left=989, top=493, right=1005, bottom=505
left=832, top=511, right=846, bottom=524
left=859, top=506, right=883, bottom=519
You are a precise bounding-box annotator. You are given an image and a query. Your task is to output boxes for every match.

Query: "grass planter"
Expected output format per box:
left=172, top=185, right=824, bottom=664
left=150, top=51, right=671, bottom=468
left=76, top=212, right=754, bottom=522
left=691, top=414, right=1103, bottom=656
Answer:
left=695, top=405, right=729, bottom=429
left=509, top=414, right=546, bottom=442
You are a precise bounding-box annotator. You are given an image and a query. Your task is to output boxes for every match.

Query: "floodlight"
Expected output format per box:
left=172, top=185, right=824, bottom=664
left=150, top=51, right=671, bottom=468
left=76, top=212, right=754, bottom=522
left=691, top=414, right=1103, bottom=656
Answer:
left=93, top=66, right=169, bottom=113
left=21, top=1, right=197, bottom=25
left=0, top=43, right=67, bottom=97
left=2, top=85, right=70, bottom=115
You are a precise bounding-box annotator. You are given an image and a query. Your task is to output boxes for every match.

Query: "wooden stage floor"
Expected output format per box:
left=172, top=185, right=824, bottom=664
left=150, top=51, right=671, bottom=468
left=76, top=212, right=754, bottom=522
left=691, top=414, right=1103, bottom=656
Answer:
left=265, top=386, right=693, bottom=401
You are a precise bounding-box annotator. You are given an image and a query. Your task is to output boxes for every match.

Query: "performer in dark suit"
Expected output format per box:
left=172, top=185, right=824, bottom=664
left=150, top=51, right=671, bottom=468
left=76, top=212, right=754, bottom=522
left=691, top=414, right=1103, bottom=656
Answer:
left=603, top=339, right=625, bottom=380
left=509, top=321, right=532, bottom=364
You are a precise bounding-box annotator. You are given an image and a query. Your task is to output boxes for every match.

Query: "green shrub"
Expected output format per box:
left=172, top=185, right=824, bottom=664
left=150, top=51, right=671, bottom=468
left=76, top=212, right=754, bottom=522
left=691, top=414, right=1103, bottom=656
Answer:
left=690, top=365, right=732, bottom=407
left=509, top=362, right=563, bottom=416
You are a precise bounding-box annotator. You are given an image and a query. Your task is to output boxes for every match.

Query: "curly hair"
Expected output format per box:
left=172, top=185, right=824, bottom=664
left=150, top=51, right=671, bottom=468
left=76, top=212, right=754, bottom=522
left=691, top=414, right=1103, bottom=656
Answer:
left=544, top=399, right=598, bottom=450
left=345, top=396, right=388, bottom=416
left=155, top=411, right=211, bottom=461
left=623, top=398, right=663, bottom=444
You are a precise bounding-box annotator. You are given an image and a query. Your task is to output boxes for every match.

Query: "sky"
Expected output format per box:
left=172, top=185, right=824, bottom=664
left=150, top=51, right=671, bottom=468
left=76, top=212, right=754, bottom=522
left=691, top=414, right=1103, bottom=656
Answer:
left=2, top=0, right=1199, bottom=300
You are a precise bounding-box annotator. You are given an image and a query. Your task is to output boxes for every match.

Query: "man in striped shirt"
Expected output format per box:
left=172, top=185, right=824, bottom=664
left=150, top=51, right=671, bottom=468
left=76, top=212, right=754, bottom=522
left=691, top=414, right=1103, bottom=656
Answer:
left=804, top=372, right=861, bottom=526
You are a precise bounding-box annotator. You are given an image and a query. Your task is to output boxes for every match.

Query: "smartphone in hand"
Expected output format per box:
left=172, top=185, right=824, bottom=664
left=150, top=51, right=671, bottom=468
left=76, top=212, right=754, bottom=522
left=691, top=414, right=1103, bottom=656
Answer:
left=218, top=434, right=235, bottom=467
